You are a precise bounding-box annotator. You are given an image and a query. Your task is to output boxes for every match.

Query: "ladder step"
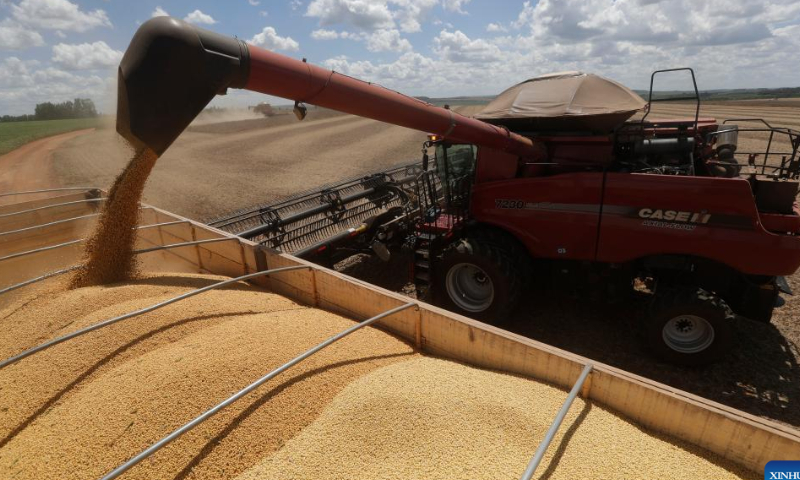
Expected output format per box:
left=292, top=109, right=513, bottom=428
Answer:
left=415, top=260, right=430, bottom=269
left=416, top=249, right=429, bottom=258
left=415, top=272, right=430, bottom=283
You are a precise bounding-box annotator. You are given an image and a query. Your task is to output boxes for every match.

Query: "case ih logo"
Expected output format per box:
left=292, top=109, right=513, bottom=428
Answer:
left=638, top=208, right=711, bottom=224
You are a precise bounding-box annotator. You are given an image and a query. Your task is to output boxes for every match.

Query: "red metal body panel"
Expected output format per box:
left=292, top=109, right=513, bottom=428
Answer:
left=597, top=174, right=800, bottom=276
left=761, top=206, right=800, bottom=234
left=469, top=170, right=800, bottom=276
left=470, top=173, right=604, bottom=260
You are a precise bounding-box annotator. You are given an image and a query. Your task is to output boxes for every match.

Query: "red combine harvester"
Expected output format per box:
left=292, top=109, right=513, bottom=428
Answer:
left=118, top=17, right=800, bottom=366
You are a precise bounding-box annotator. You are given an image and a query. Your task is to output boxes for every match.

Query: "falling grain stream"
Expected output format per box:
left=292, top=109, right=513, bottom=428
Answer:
left=71, top=147, right=159, bottom=287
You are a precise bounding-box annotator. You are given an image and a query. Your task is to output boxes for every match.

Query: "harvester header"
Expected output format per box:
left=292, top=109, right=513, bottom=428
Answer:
left=117, top=16, right=540, bottom=159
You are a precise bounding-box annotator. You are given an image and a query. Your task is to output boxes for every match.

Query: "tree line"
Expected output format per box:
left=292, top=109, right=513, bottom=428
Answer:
left=1, top=98, right=98, bottom=122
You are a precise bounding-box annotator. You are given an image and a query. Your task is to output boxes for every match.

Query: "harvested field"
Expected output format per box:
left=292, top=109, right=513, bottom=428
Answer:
left=51, top=109, right=431, bottom=220
left=0, top=275, right=756, bottom=480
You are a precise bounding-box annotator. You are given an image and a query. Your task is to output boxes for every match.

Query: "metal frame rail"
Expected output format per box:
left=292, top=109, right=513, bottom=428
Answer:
left=0, top=213, right=99, bottom=238
left=709, top=118, right=800, bottom=179
left=519, top=364, right=594, bottom=480
left=0, top=266, right=311, bottom=370
left=0, top=198, right=105, bottom=219
left=0, top=220, right=194, bottom=263
left=98, top=302, right=415, bottom=480
left=0, top=235, right=237, bottom=296
left=0, top=187, right=100, bottom=199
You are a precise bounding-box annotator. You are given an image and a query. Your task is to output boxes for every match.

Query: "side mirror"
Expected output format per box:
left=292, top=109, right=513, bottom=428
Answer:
left=422, top=151, right=429, bottom=171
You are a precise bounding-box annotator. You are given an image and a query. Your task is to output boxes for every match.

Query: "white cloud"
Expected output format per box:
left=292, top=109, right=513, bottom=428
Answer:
left=260, top=10, right=269, bottom=17
left=184, top=10, right=217, bottom=25
left=291, top=0, right=303, bottom=11
left=433, top=29, right=501, bottom=62
left=442, top=0, right=470, bottom=14
left=305, top=0, right=437, bottom=33
left=317, top=0, right=800, bottom=99
left=391, top=0, right=438, bottom=33
left=151, top=6, right=169, bottom=17
left=52, top=41, right=123, bottom=70
left=366, top=28, right=412, bottom=52
left=11, top=0, right=111, bottom=32
left=486, top=22, right=507, bottom=33
left=249, top=0, right=261, bottom=5
left=311, top=27, right=410, bottom=52
left=0, top=19, right=45, bottom=50
left=250, top=26, right=300, bottom=51
left=311, top=28, right=340, bottom=40
left=306, top=0, right=394, bottom=30
left=0, top=56, right=113, bottom=115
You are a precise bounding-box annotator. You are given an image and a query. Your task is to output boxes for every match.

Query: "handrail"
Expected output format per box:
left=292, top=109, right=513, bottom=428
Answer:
left=0, top=220, right=192, bottom=263
left=0, top=198, right=105, bottom=219
left=0, top=213, right=99, bottom=237
left=519, top=364, right=594, bottom=480
left=0, top=187, right=101, bottom=198
left=0, top=235, right=239, bottom=295
left=98, top=302, right=416, bottom=480
left=0, top=266, right=311, bottom=370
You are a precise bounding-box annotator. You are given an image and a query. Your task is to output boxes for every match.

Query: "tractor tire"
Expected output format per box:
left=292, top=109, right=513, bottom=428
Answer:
left=644, top=287, right=735, bottom=366
left=433, top=236, right=523, bottom=323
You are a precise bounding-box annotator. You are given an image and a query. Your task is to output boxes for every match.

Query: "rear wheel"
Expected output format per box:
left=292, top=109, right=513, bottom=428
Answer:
left=433, top=236, right=523, bottom=323
left=644, top=287, right=735, bottom=366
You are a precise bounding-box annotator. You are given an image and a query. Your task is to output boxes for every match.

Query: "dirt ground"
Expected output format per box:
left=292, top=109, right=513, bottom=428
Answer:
left=0, top=128, right=93, bottom=202
left=51, top=110, right=428, bottom=220
left=3, top=102, right=799, bottom=430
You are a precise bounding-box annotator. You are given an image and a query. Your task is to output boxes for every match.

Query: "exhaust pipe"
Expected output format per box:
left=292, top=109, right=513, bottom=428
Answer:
left=117, top=17, right=542, bottom=159
left=117, top=17, right=249, bottom=155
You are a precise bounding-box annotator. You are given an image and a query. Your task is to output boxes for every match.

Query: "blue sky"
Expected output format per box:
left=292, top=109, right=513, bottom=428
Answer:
left=2, top=0, right=800, bottom=115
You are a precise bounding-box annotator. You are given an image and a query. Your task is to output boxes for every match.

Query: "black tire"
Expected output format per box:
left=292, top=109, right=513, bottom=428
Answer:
left=644, top=287, right=735, bottom=366
left=433, top=235, right=523, bottom=323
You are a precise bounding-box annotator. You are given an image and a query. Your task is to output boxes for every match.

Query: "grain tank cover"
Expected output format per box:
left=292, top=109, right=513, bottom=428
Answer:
left=475, top=71, right=646, bottom=133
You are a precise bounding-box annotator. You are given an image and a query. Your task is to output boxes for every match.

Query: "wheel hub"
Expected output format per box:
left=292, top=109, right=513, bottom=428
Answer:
left=662, top=314, right=715, bottom=354
left=445, top=263, right=494, bottom=313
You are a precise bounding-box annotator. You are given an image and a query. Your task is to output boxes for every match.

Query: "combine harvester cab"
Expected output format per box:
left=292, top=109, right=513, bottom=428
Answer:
left=1, top=16, right=799, bottom=480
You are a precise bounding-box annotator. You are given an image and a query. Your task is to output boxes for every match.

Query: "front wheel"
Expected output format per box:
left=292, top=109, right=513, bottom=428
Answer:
left=644, top=287, right=735, bottom=366
left=433, top=236, right=522, bottom=323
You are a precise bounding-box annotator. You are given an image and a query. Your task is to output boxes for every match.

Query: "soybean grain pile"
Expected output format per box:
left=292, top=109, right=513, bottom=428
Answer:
left=0, top=273, right=414, bottom=480
left=240, top=357, right=756, bottom=480
left=0, top=274, right=755, bottom=480
left=71, top=147, right=159, bottom=287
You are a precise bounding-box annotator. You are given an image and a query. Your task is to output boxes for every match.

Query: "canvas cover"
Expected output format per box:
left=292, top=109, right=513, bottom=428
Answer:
left=475, top=71, right=647, bottom=132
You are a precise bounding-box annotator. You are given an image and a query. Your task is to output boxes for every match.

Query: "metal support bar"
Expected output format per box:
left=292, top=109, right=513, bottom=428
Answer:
left=0, top=220, right=192, bottom=263
left=0, top=238, right=84, bottom=262
left=134, top=237, right=236, bottom=255
left=98, top=302, right=416, bottom=480
left=0, top=265, right=82, bottom=296
left=0, top=187, right=101, bottom=198
left=0, top=213, right=100, bottom=238
left=0, top=198, right=105, bottom=219
left=0, top=236, right=246, bottom=296
left=0, top=266, right=311, bottom=369
left=519, top=364, right=594, bottom=480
